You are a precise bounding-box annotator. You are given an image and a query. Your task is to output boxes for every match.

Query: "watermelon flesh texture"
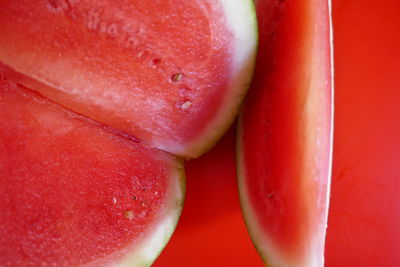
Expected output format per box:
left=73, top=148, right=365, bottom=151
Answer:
left=0, top=0, right=257, bottom=158
left=0, top=77, right=184, bottom=266
left=237, top=0, right=333, bottom=266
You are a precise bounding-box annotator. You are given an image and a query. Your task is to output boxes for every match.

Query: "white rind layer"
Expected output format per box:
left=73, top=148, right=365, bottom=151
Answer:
left=322, top=0, right=335, bottom=266
left=182, top=0, right=258, bottom=158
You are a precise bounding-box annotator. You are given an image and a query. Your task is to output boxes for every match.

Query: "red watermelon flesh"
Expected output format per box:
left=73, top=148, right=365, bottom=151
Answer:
left=0, top=0, right=257, bottom=265
left=0, top=77, right=184, bottom=266
left=237, top=0, right=333, bottom=266
left=0, top=0, right=257, bottom=158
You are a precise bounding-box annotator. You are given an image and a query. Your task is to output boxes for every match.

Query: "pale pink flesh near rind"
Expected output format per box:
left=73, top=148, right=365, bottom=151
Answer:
left=0, top=0, right=257, bottom=158
left=237, top=0, right=334, bottom=266
left=0, top=78, right=185, bottom=267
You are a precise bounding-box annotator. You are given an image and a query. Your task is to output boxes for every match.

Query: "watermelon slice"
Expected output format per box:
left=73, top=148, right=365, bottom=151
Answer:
left=0, top=77, right=184, bottom=266
left=237, top=0, right=334, bottom=266
left=0, top=0, right=257, bottom=158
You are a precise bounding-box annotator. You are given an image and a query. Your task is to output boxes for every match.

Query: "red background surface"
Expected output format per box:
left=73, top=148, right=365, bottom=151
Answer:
left=155, top=0, right=400, bottom=266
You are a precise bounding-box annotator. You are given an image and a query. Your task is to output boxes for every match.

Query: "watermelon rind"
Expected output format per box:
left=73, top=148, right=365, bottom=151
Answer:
left=179, top=0, right=258, bottom=158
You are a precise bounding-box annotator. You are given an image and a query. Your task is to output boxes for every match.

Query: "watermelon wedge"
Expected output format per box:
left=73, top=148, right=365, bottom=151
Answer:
left=0, top=0, right=257, bottom=158
left=0, top=77, right=185, bottom=266
left=237, top=0, right=334, bottom=266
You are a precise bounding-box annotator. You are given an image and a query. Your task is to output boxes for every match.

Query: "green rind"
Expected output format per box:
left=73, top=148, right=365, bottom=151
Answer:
left=180, top=0, right=258, bottom=159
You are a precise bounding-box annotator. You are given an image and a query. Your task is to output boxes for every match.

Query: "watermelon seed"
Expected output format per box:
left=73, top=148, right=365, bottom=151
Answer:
left=151, top=58, right=161, bottom=66
left=175, top=99, right=192, bottom=111
left=141, top=201, right=146, bottom=207
left=267, top=193, right=274, bottom=199
left=154, top=190, right=159, bottom=196
left=171, top=73, right=183, bottom=82
left=123, top=210, right=134, bottom=220
left=181, top=101, right=192, bottom=110
left=112, top=197, right=117, bottom=204
left=132, top=195, right=137, bottom=200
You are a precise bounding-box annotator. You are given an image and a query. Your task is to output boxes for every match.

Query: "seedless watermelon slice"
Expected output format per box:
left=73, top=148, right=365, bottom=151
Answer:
left=0, top=0, right=257, bottom=158
left=0, top=77, right=184, bottom=266
left=237, top=0, right=334, bottom=266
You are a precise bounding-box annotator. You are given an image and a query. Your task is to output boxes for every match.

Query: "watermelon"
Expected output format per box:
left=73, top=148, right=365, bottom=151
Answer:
left=0, top=77, right=184, bottom=266
left=0, top=0, right=257, bottom=265
left=0, top=0, right=257, bottom=158
left=237, top=0, right=333, bottom=266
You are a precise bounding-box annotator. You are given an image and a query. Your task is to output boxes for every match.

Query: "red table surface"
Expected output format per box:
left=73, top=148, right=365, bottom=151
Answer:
left=155, top=126, right=264, bottom=266
left=155, top=0, right=400, bottom=266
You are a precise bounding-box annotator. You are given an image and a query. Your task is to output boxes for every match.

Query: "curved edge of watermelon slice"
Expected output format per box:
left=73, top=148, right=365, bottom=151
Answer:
left=236, top=158, right=277, bottom=266
left=236, top=127, right=301, bottom=267
left=94, top=162, right=186, bottom=267
left=181, top=0, right=258, bottom=158
left=236, top=0, right=335, bottom=265
left=120, top=163, right=185, bottom=267
left=236, top=133, right=333, bottom=267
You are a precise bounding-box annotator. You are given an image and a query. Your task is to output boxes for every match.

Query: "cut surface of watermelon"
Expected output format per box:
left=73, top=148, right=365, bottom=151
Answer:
left=0, top=77, right=184, bottom=266
left=237, top=0, right=333, bottom=266
left=0, top=0, right=257, bottom=158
